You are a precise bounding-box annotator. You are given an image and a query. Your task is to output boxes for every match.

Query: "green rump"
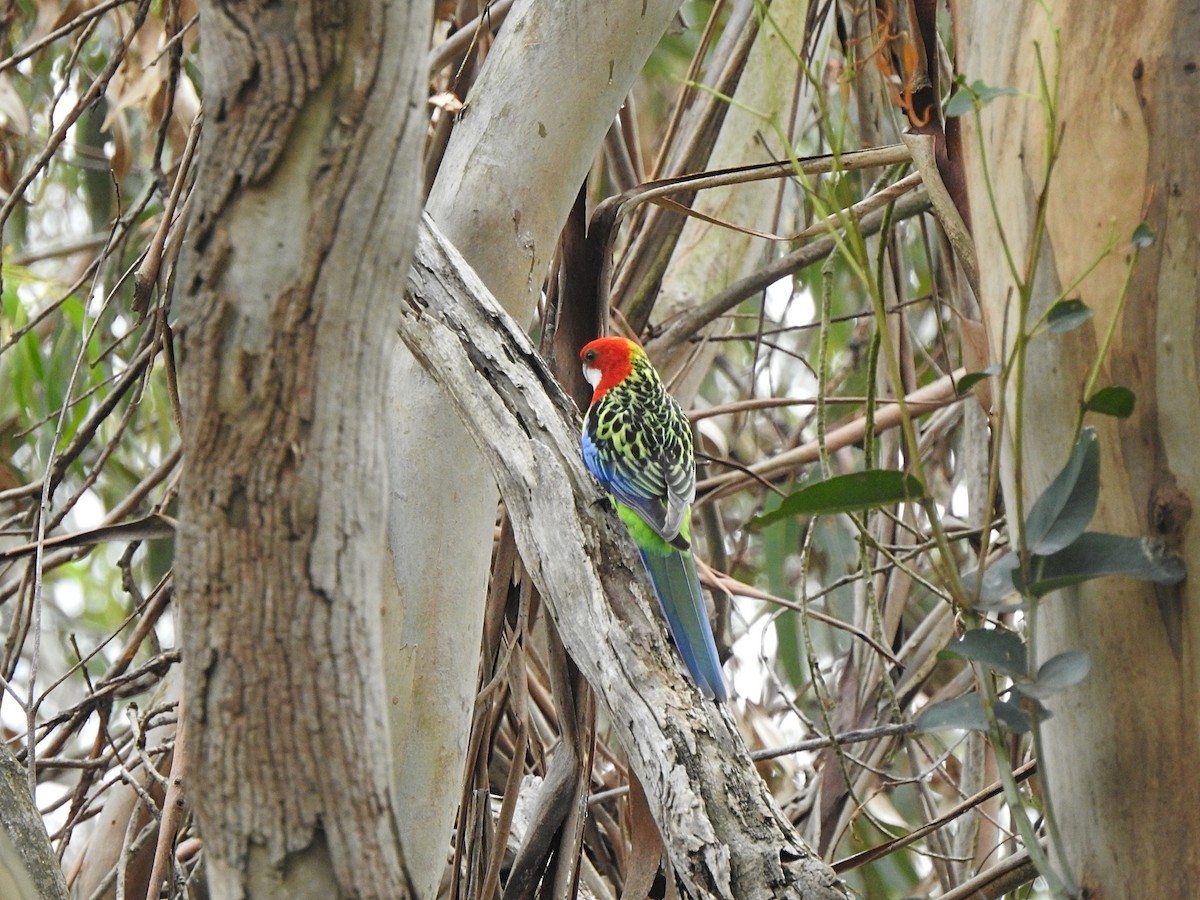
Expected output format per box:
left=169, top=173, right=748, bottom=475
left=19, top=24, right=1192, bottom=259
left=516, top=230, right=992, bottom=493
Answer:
left=616, top=500, right=692, bottom=556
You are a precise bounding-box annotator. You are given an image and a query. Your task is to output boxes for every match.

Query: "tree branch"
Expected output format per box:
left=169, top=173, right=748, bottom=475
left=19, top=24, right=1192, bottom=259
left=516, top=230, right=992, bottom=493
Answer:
left=0, top=741, right=68, bottom=900
left=400, top=214, right=848, bottom=900
left=651, top=187, right=932, bottom=352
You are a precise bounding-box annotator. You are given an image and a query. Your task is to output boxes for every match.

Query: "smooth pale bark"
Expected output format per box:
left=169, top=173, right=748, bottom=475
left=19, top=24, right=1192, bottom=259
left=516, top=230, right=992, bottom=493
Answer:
left=653, top=0, right=813, bottom=393
left=960, top=3, right=1200, bottom=895
left=176, top=0, right=429, bottom=895
left=383, top=2, right=685, bottom=892
left=399, top=215, right=848, bottom=900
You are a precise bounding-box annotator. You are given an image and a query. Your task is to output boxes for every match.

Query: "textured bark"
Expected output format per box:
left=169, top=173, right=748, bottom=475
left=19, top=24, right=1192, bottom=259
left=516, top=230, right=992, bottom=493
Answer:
left=382, top=2, right=687, bottom=893
left=399, top=215, right=850, bottom=900
left=960, top=2, right=1200, bottom=895
left=175, top=0, right=429, bottom=895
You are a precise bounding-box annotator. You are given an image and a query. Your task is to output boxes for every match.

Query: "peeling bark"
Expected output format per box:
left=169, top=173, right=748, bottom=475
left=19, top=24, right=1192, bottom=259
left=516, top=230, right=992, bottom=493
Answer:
left=399, top=215, right=849, bottom=900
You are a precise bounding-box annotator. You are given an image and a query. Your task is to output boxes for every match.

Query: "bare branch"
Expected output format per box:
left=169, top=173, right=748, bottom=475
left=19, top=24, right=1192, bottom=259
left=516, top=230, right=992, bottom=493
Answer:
left=400, top=214, right=849, bottom=899
left=651, top=187, right=932, bottom=351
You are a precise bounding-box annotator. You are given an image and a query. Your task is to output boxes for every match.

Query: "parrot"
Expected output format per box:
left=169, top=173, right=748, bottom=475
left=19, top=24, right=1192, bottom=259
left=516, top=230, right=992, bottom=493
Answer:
left=579, top=336, right=728, bottom=701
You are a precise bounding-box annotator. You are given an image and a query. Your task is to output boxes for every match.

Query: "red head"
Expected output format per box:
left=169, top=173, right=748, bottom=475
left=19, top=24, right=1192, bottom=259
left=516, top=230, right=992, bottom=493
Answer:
left=580, top=336, right=644, bottom=403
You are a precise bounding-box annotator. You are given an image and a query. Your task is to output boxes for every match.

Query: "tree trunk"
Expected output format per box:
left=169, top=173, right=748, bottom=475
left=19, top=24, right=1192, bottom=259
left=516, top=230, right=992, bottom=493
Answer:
left=960, top=3, right=1200, bottom=895
left=381, top=2, right=688, bottom=893
left=175, top=0, right=430, bottom=894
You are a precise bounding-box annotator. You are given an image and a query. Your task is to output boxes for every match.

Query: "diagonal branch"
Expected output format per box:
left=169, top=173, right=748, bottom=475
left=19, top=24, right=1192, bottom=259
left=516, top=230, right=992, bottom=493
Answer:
left=651, top=187, right=932, bottom=352
left=400, top=214, right=849, bottom=900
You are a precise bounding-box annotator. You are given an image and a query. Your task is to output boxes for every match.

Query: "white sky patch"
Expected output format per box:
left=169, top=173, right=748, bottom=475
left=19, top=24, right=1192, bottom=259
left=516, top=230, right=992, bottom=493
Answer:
left=71, top=489, right=106, bottom=530
left=53, top=88, right=79, bottom=131
left=36, top=780, right=72, bottom=837
left=730, top=596, right=777, bottom=700
left=763, top=275, right=816, bottom=329
left=0, top=660, right=31, bottom=735
left=951, top=482, right=970, bottom=518
left=16, top=280, right=42, bottom=308
left=54, top=579, right=85, bottom=619
left=155, top=609, right=176, bottom=650
left=751, top=276, right=819, bottom=398
left=90, top=280, right=107, bottom=316
left=774, top=353, right=818, bottom=399
left=753, top=339, right=818, bottom=399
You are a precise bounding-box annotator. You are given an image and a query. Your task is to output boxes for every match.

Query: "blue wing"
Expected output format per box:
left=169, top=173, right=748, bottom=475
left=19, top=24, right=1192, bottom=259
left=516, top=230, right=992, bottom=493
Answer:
left=582, top=415, right=689, bottom=550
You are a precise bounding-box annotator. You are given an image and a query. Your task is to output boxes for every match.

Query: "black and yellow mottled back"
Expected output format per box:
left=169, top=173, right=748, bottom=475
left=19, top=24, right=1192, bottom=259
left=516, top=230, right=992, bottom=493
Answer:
left=582, top=351, right=695, bottom=549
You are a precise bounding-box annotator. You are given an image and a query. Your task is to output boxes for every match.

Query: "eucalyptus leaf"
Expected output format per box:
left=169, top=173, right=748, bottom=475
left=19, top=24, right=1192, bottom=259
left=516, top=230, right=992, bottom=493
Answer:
left=945, top=628, right=1027, bottom=678
left=750, top=470, right=927, bottom=528
left=972, top=82, right=1022, bottom=106
left=1045, top=299, right=1094, bottom=334
left=1023, top=427, right=1099, bottom=555
left=964, top=552, right=1022, bottom=607
left=956, top=364, right=1001, bottom=396
left=1084, top=386, right=1136, bottom=418
left=994, top=699, right=1034, bottom=733
left=1022, top=532, right=1187, bottom=597
left=916, top=693, right=1031, bottom=734
left=1020, top=651, right=1091, bottom=698
left=944, top=78, right=1020, bottom=117
left=916, top=694, right=989, bottom=732
left=943, top=90, right=975, bottom=118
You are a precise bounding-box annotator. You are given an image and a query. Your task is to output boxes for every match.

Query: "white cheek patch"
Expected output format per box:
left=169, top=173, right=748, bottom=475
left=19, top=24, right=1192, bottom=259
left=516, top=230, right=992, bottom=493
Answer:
left=583, top=365, right=601, bottom=388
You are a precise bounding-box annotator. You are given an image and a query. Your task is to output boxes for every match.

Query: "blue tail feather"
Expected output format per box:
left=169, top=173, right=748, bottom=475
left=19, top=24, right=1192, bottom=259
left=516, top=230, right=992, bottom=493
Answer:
left=638, top=547, right=728, bottom=701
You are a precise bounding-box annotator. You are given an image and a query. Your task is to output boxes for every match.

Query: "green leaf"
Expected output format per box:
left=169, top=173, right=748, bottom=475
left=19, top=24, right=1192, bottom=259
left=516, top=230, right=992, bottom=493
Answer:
left=1023, top=427, right=1099, bottom=555
left=1021, top=531, right=1187, bottom=597
left=945, top=628, right=1027, bottom=677
left=992, top=700, right=1032, bottom=733
left=964, top=553, right=1024, bottom=608
left=943, top=91, right=975, bottom=118
left=760, top=487, right=809, bottom=687
left=1045, top=298, right=1094, bottom=334
left=955, top=364, right=1001, bottom=396
left=1131, top=222, right=1155, bottom=248
left=1084, top=386, right=1135, bottom=418
left=944, top=79, right=1020, bottom=117
left=916, top=693, right=1031, bottom=734
left=916, top=694, right=988, bottom=731
left=973, top=81, right=1021, bottom=106
left=1020, top=651, right=1091, bottom=698
left=749, top=470, right=927, bottom=528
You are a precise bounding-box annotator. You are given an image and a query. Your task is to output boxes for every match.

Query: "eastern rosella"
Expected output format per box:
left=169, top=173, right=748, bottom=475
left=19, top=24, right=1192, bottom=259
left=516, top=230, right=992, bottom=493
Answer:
left=580, top=336, right=727, bottom=701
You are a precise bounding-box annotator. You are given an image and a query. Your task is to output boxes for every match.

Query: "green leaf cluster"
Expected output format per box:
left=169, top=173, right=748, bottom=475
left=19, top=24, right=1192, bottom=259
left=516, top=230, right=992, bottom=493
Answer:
left=918, top=629, right=1090, bottom=734
left=921, top=428, right=1186, bottom=735
left=969, top=428, right=1184, bottom=605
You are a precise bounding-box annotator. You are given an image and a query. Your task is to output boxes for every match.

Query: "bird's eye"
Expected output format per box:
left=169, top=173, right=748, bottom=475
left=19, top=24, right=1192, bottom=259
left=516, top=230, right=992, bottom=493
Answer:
left=583, top=349, right=597, bottom=363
